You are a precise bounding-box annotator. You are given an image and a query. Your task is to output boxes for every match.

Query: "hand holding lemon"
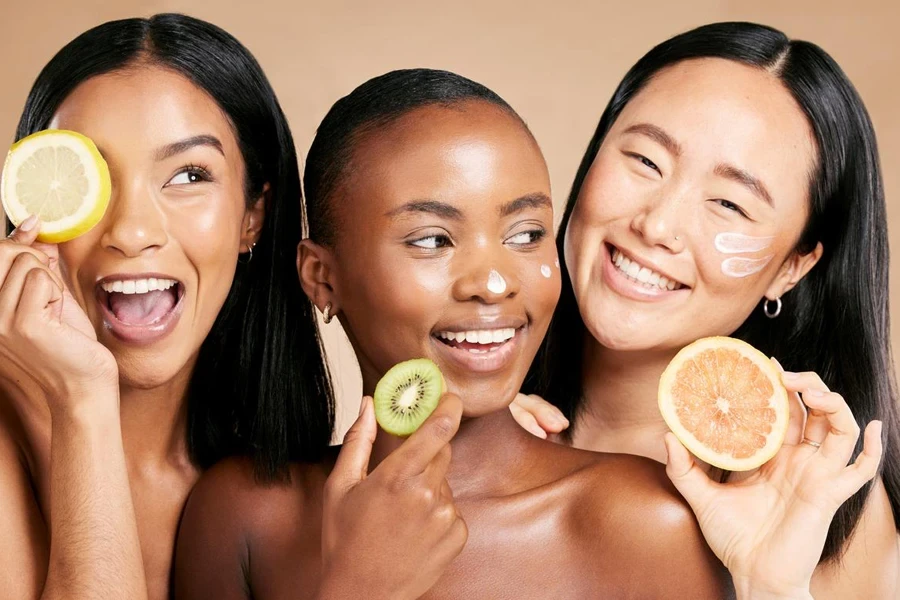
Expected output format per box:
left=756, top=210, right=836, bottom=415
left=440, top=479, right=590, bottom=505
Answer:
left=0, top=130, right=116, bottom=410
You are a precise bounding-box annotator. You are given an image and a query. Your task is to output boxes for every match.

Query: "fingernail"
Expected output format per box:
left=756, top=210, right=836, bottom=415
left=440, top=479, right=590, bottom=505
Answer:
left=18, top=215, right=38, bottom=232
left=359, top=396, right=369, bottom=417
left=554, top=414, right=570, bottom=427
left=770, top=357, right=784, bottom=371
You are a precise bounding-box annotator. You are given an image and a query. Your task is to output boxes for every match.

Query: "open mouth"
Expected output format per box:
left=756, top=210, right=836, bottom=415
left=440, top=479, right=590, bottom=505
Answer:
left=607, top=244, right=688, bottom=291
left=96, top=276, right=185, bottom=330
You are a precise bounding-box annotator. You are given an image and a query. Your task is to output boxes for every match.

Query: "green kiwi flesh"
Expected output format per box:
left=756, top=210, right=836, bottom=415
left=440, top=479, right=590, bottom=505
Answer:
left=373, top=358, right=445, bottom=437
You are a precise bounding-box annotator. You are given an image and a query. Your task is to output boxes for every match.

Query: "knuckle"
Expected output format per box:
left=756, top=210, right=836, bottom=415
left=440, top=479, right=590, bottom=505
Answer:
left=429, top=414, right=457, bottom=442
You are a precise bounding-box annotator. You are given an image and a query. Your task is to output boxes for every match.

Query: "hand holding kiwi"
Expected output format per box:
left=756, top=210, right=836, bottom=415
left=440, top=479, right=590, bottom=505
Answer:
left=319, top=380, right=467, bottom=599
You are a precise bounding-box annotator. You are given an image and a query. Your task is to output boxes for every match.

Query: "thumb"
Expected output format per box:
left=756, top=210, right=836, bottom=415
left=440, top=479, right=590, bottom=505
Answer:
left=664, top=432, right=717, bottom=507
left=6, top=215, right=40, bottom=244
left=330, top=396, right=377, bottom=494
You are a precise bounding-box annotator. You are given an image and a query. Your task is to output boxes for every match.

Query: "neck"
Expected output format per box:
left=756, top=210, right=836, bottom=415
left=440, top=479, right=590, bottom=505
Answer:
left=573, top=333, right=677, bottom=463
left=370, top=404, right=536, bottom=500
left=118, top=365, right=193, bottom=475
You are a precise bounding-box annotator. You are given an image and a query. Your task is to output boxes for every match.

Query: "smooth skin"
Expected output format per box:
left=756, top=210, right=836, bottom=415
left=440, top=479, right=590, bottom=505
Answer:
left=0, top=65, right=472, bottom=600
left=174, top=101, right=731, bottom=600
left=513, top=58, right=896, bottom=598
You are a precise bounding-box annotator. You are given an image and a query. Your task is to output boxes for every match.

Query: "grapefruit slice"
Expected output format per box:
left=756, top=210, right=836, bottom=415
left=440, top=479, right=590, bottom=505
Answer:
left=2, top=129, right=111, bottom=243
left=659, top=336, right=789, bottom=471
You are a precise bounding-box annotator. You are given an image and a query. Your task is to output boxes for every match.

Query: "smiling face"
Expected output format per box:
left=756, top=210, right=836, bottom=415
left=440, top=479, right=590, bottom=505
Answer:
left=565, top=58, right=821, bottom=353
left=49, top=66, right=261, bottom=389
left=312, top=101, right=559, bottom=416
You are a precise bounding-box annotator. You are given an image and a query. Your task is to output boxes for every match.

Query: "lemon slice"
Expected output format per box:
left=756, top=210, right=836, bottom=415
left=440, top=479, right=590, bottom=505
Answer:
left=2, top=129, right=111, bottom=243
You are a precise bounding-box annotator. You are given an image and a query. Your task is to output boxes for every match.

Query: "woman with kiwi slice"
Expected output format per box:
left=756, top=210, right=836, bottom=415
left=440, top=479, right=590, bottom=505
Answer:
left=175, top=68, right=880, bottom=599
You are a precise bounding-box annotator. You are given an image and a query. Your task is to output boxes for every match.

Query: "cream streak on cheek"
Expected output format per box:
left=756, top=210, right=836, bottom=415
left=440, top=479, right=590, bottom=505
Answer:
left=714, top=232, right=774, bottom=254
left=721, top=255, right=773, bottom=278
left=715, top=232, right=775, bottom=278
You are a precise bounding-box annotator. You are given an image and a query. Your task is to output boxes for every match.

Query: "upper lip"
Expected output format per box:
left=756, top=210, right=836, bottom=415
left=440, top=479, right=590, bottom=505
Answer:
left=609, top=243, right=688, bottom=287
left=433, top=315, right=528, bottom=333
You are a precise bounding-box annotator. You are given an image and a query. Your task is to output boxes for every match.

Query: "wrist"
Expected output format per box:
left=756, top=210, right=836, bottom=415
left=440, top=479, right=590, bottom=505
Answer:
left=48, top=380, right=120, bottom=425
left=733, top=575, right=813, bottom=600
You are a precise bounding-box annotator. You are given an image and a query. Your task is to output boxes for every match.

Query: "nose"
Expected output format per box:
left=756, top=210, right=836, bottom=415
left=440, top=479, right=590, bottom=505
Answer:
left=451, top=247, right=519, bottom=304
left=99, top=181, right=168, bottom=257
left=630, top=186, right=688, bottom=252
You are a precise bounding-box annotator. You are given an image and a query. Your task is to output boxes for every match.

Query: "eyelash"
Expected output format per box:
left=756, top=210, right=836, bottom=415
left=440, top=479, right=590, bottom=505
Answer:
left=628, top=153, right=661, bottom=174
left=715, top=199, right=749, bottom=218
left=166, top=164, right=213, bottom=186
left=506, top=228, right=546, bottom=247
left=409, top=234, right=452, bottom=249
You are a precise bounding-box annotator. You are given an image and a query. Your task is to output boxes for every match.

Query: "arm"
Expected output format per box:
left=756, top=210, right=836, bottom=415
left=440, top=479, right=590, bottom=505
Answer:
left=173, top=460, right=254, bottom=600
left=0, top=223, right=147, bottom=599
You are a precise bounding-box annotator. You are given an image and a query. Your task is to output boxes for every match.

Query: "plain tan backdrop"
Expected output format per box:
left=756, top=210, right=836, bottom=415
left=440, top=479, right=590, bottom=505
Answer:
left=1, top=0, right=898, bottom=436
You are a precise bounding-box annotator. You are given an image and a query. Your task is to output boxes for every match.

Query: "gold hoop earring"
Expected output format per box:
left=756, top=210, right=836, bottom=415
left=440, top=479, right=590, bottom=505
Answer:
left=323, top=302, right=333, bottom=324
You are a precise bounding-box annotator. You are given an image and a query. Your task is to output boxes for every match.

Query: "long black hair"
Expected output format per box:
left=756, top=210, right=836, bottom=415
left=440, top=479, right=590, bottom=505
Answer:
left=12, top=13, right=334, bottom=478
left=525, top=21, right=900, bottom=562
left=303, top=68, right=530, bottom=245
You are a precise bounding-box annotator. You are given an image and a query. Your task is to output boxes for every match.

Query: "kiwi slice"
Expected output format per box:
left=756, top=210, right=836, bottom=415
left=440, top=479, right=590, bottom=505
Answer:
left=373, top=358, right=445, bottom=437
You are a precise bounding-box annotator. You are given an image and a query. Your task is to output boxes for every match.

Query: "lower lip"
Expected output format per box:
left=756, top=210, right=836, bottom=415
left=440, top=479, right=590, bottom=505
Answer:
left=97, top=290, right=185, bottom=346
left=431, top=330, right=523, bottom=374
left=602, top=245, right=688, bottom=302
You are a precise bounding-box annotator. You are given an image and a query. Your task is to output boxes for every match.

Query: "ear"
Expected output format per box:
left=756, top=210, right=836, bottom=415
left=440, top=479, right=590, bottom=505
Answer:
left=765, top=242, right=823, bottom=300
left=239, top=183, right=269, bottom=252
left=297, top=238, right=338, bottom=314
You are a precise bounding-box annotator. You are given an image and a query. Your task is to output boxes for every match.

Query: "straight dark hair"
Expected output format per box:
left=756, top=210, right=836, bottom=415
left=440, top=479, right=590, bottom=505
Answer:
left=525, top=21, right=900, bottom=562
left=12, top=13, right=334, bottom=478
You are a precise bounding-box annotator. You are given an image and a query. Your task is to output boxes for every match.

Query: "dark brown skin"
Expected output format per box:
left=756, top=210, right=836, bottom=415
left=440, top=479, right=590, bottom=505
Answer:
left=174, top=101, right=731, bottom=599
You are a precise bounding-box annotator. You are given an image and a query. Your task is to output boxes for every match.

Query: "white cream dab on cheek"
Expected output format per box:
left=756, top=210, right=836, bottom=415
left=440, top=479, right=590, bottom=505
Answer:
left=540, top=265, right=552, bottom=278
left=714, top=233, right=775, bottom=254
left=721, top=256, right=773, bottom=278
left=487, top=269, right=507, bottom=294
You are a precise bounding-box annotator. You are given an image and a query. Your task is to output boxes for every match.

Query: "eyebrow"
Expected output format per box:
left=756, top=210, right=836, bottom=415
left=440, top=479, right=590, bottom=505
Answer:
left=499, top=192, right=553, bottom=217
left=714, top=163, right=775, bottom=207
left=622, top=123, right=682, bottom=157
left=155, top=135, right=224, bottom=161
left=386, top=200, right=464, bottom=220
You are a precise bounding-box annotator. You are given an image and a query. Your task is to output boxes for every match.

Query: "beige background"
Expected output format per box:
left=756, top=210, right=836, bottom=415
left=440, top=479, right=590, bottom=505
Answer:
left=2, top=0, right=898, bottom=436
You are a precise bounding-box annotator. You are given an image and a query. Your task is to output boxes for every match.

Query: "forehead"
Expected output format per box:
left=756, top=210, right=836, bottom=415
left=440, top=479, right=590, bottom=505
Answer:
left=49, top=66, right=239, bottom=157
left=341, top=101, right=550, bottom=211
left=612, top=58, right=817, bottom=205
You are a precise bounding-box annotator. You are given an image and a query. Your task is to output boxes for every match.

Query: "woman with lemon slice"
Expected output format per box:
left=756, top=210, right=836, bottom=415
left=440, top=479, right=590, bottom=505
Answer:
left=0, top=14, right=469, bottom=600
left=517, top=22, right=900, bottom=598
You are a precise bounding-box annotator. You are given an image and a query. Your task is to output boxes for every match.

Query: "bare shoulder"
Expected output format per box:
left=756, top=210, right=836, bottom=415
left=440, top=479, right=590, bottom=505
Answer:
left=811, top=477, right=899, bottom=599
left=174, top=455, right=332, bottom=600
left=0, top=397, right=48, bottom=600
left=565, top=451, right=733, bottom=599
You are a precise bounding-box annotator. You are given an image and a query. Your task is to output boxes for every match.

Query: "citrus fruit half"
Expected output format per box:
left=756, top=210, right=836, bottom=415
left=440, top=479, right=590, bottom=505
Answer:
left=659, top=336, right=789, bottom=471
left=2, top=129, right=111, bottom=243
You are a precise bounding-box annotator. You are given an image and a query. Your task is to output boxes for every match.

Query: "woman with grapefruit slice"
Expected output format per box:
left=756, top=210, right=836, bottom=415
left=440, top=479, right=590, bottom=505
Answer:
left=518, top=21, right=899, bottom=598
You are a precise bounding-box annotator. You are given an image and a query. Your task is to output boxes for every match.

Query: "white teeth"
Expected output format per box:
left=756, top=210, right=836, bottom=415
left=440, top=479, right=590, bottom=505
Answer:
left=437, top=327, right=517, bottom=346
left=611, top=248, right=681, bottom=291
left=101, top=278, right=178, bottom=295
